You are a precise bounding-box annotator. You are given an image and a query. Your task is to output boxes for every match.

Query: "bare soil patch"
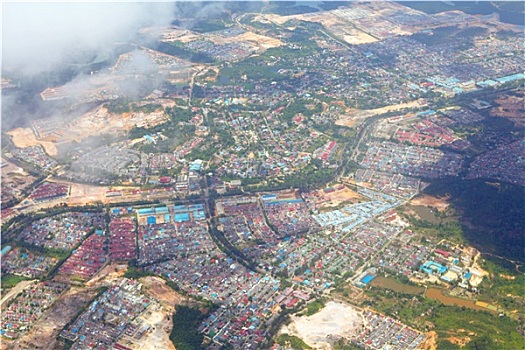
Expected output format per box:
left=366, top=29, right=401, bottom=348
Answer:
left=490, top=91, right=525, bottom=127
left=409, top=194, right=450, bottom=212
left=7, top=128, right=58, bottom=157
left=0, top=280, right=37, bottom=310
left=139, top=276, right=185, bottom=312
left=420, top=331, right=438, bottom=350
left=317, top=185, right=364, bottom=209
left=336, top=100, right=424, bottom=128
left=280, top=301, right=364, bottom=349
left=7, top=105, right=169, bottom=158
left=132, top=306, right=176, bottom=350
left=13, top=286, right=99, bottom=350
left=447, top=336, right=471, bottom=347
left=86, top=263, right=128, bottom=287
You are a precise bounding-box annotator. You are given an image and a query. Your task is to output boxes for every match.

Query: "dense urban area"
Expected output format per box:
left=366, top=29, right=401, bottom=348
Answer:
left=1, top=1, right=524, bottom=350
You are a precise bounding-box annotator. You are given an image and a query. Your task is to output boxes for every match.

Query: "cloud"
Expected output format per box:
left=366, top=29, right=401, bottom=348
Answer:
left=1, top=2, right=176, bottom=76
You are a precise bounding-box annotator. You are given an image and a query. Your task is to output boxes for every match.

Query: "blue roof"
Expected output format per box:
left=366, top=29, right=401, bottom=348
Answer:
left=360, top=274, right=376, bottom=285
left=174, top=213, right=190, bottom=222
left=1, top=246, right=12, bottom=256
left=138, top=208, right=154, bottom=215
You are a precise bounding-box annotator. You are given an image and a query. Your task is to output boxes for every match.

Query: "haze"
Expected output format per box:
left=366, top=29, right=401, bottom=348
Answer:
left=2, top=2, right=176, bottom=76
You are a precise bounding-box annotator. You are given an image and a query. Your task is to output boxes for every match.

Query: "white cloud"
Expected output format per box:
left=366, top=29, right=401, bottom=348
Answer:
left=2, top=2, right=176, bottom=75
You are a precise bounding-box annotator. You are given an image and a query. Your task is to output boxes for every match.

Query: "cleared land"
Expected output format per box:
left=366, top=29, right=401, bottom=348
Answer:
left=139, top=276, right=185, bottom=312
left=7, top=105, right=169, bottom=157
left=280, top=301, right=364, bottom=349
left=132, top=306, right=176, bottom=350
left=126, top=276, right=186, bottom=350
left=12, top=285, right=99, bottom=350
left=254, top=12, right=377, bottom=45
left=86, top=263, right=129, bottom=287
left=7, top=128, right=58, bottom=157
left=409, top=194, right=450, bottom=212
left=162, top=27, right=282, bottom=52
left=0, top=280, right=37, bottom=310
left=421, top=331, right=438, bottom=350
left=316, top=185, right=364, bottom=209
left=336, top=100, right=424, bottom=128
left=490, top=91, right=525, bottom=127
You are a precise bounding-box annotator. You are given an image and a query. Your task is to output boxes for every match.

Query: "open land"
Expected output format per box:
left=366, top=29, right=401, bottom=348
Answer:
left=409, top=194, right=450, bottom=212
left=10, top=286, right=99, bottom=350
left=133, top=306, right=176, bottom=350
left=281, top=301, right=364, bottom=349
left=86, top=263, right=129, bottom=287
left=336, top=101, right=424, bottom=128
left=7, top=128, right=58, bottom=157
left=8, top=106, right=170, bottom=157
left=139, top=276, right=185, bottom=312
left=425, top=288, right=490, bottom=312
left=2, top=2, right=524, bottom=349
left=316, top=185, right=364, bottom=209
left=490, top=90, right=525, bottom=126
left=0, top=280, right=37, bottom=311
left=254, top=12, right=378, bottom=45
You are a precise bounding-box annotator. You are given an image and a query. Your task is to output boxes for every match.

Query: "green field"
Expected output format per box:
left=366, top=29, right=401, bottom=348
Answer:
left=1, top=274, right=31, bottom=290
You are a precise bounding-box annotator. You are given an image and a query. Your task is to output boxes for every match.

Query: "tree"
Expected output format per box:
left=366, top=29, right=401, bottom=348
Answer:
left=467, top=335, right=495, bottom=350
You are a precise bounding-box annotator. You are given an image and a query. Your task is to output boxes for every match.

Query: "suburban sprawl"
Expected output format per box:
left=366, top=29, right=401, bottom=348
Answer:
left=1, top=1, right=524, bottom=350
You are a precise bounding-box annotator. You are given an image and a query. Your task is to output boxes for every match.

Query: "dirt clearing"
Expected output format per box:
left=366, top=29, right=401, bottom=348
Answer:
left=129, top=305, right=176, bottom=350
left=13, top=285, right=99, bottom=350
left=140, top=276, right=185, bottom=312
left=86, top=263, right=128, bottom=287
left=254, top=12, right=377, bottom=45
left=336, top=100, right=424, bottom=128
left=409, top=194, right=450, bottom=212
left=117, top=276, right=187, bottom=350
left=316, top=185, right=364, bottom=209
left=0, top=280, right=37, bottom=310
left=7, top=105, right=169, bottom=158
left=420, top=331, right=438, bottom=350
left=280, top=301, right=364, bottom=349
left=490, top=91, right=524, bottom=127
left=7, top=128, right=58, bottom=157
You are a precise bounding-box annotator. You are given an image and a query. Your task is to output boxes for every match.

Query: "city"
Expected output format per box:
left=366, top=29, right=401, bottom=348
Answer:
left=1, top=1, right=524, bottom=350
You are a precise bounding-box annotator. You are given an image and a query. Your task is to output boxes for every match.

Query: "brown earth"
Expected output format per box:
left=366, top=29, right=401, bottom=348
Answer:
left=336, top=101, right=424, bottom=128
left=447, top=336, right=472, bottom=347
left=7, top=105, right=169, bottom=157
left=86, top=263, right=128, bottom=287
left=214, top=31, right=283, bottom=50
left=420, top=331, right=438, bottom=350
left=139, top=276, right=185, bottom=313
left=409, top=194, right=450, bottom=212
left=12, top=285, right=100, bottom=350
left=317, top=185, right=364, bottom=209
left=490, top=92, right=524, bottom=127
left=254, top=12, right=377, bottom=45
left=7, top=128, right=58, bottom=157
left=133, top=307, right=176, bottom=350
left=280, top=301, right=364, bottom=349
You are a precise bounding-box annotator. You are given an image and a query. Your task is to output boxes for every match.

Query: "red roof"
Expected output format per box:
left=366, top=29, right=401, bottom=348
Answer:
left=435, top=249, right=450, bottom=258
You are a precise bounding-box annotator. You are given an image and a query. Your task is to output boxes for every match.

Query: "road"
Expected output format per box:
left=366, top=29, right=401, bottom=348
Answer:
left=0, top=279, right=37, bottom=310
